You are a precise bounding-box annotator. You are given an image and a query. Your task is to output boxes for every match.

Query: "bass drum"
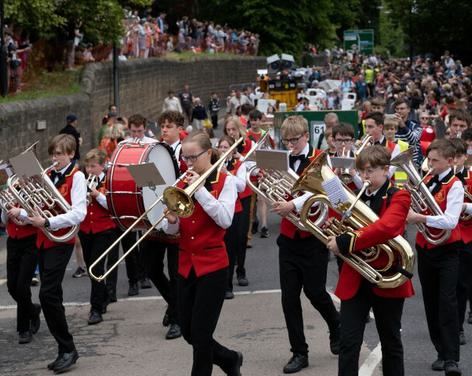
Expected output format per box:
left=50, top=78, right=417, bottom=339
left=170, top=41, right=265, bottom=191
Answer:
left=106, top=141, right=179, bottom=231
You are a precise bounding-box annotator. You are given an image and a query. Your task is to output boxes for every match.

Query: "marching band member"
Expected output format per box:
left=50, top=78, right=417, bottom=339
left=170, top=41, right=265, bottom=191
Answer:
left=2, top=208, right=41, bottom=344
left=78, top=149, right=118, bottom=325
left=223, top=115, right=253, bottom=283
left=407, top=139, right=464, bottom=376
left=140, top=110, right=186, bottom=340
left=11, top=134, right=86, bottom=373
left=450, top=139, right=472, bottom=346
left=326, top=145, right=414, bottom=376
left=364, top=112, right=400, bottom=178
left=218, top=135, right=246, bottom=299
left=163, top=131, right=243, bottom=376
left=272, top=116, right=340, bottom=374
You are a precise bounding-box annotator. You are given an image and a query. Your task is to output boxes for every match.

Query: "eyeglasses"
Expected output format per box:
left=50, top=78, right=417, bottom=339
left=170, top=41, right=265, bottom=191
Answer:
left=181, top=150, right=207, bottom=163
left=334, top=138, right=353, bottom=144
left=420, top=117, right=429, bottom=120
left=281, top=135, right=303, bottom=145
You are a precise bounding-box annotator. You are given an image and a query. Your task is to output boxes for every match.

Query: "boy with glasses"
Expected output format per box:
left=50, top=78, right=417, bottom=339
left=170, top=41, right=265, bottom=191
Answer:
left=272, top=115, right=340, bottom=374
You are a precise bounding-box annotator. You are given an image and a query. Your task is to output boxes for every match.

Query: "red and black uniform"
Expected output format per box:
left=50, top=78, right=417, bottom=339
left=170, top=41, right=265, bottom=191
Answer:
left=334, top=180, right=413, bottom=376
left=415, top=170, right=463, bottom=366
left=172, top=169, right=241, bottom=375
left=278, top=146, right=340, bottom=358
left=4, top=215, right=40, bottom=335
left=238, top=137, right=253, bottom=158
left=79, top=174, right=118, bottom=315
left=38, top=162, right=84, bottom=356
left=247, top=129, right=276, bottom=148
left=225, top=158, right=245, bottom=293
left=455, top=167, right=472, bottom=334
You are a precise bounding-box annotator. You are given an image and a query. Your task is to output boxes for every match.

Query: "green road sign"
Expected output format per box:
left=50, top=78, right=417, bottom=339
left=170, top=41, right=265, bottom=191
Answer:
left=343, top=29, right=374, bottom=55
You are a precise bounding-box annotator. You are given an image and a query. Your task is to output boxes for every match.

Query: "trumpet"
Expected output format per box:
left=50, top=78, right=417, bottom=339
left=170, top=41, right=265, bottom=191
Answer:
left=390, top=148, right=451, bottom=246
left=86, top=175, right=99, bottom=205
left=355, top=135, right=373, bottom=156
left=337, top=147, right=355, bottom=185
left=89, top=137, right=244, bottom=282
left=292, top=152, right=414, bottom=289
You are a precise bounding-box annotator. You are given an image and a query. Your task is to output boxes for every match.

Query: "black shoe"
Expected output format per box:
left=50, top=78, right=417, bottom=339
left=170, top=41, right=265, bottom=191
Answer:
left=47, top=354, right=63, bottom=370
left=283, top=353, right=308, bottom=374
left=260, top=226, right=269, bottom=238
left=329, top=325, right=341, bottom=355
left=88, top=310, right=103, bottom=325
left=227, top=351, right=243, bottom=376
left=165, top=324, right=182, bottom=340
left=31, top=303, right=41, bottom=334
left=431, top=357, right=445, bottom=371
left=18, top=331, right=32, bottom=344
left=459, top=330, right=466, bottom=345
left=237, top=275, right=248, bottom=287
left=225, top=290, right=235, bottom=300
left=444, top=360, right=461, bottom=376
left=53, top=350, right=79, bottom=374
left=251, top=220, right=259, bottom=234
left=128, top=282, right=139, bottom=296
left=162, top=312, right=170, bottom=327
left=468, top=311, right=472, bottom=324
left=72, top=267, right=86, bottom=278
left=140, top=278, right=152, bottom=289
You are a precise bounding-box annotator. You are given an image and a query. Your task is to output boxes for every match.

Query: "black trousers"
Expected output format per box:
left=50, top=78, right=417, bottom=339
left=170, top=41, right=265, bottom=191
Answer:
left=38, top=244, right=75, bottom=354
left=236, top=196, right=251, bottom=277
left=278, top=234, right=340, bottom=355
left=106, top=230, right=140, bottom=295
left=142, top=238, right=179, bottom=324
left=338, top=282, right=405, bottom=376
left=210, top=113, right=218, bottom=129
left=457, top=243, right=472, bottom=331
left=178, top=267, right=238, bottom=376
left=79, top=229, right=118, bottom=312
left=416, top=244, right=460, bottom=362
left=6, top=235, right=38, bottom=333
left=225, top=211, right=242, bottom=292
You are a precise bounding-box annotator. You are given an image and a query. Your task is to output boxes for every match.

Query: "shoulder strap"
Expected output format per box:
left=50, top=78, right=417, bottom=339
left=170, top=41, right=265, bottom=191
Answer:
left=385, top=186, right=399, bottom=208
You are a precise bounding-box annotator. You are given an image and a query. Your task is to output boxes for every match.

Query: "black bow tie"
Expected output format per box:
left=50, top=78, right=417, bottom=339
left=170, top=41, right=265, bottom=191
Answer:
left=50, top=170, right=62, bottom=181
left=426, top=174, right=440, bottom=188
left=289, top=154, right=305, bottom=169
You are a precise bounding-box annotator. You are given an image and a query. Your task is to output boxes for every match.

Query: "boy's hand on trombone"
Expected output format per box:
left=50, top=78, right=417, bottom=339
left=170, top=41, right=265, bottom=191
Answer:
left=164, top=208, right=178, bottom=224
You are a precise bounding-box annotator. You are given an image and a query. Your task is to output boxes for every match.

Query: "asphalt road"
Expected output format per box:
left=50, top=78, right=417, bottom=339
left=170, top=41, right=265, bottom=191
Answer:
left=0, top=216, right=471, bottom=375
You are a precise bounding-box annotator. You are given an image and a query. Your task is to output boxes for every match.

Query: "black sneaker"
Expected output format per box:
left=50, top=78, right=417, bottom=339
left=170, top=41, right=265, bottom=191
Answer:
left=444, top=360, right=461, bottom=376
left=237, top=275, right=249, bottom=287
left=88, top=310, right=103, bottom=325
left=140, top=278, right=152, bottom=289
left=225, top=290, right=235, bottom=300
left=165, top=324, right=182, bottom=340
left=283, top=353, right=308, bottom=374
left=431, top=357, right=445, bottom=371
left=260, top=227, right=269, bottom=238
left=72, top=267, right=86, bottom=278
left=18, top=331, right=32, bottom=344
left=128, top=282, right=139, bottom=296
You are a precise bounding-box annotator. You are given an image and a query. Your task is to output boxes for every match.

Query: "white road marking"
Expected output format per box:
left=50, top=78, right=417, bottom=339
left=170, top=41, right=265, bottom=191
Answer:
left=359, top=342, right=382, bottom=376
left=0, top=279, right=6, bottom=286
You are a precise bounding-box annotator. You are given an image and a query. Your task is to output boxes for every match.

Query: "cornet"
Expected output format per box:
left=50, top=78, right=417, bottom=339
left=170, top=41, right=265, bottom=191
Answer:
left=86, top=175, right=99, bottom=205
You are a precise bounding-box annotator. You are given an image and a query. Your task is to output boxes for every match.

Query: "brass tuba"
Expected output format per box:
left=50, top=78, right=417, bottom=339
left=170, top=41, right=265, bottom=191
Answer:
left=292, top=152, right=414, bottom=289
left=390, top=148, right=451, bottom=246
left=7, top=161, right=80, bottom=242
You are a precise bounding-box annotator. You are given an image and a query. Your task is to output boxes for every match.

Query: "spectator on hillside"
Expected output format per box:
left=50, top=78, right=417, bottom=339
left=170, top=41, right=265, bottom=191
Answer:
left=163, top=90, right=183, bottom=113
left=179, top=84, right=193, bottom=125
left=59, top=114, right=82, bottom=161
left=191, top=98, right=208, bottom=130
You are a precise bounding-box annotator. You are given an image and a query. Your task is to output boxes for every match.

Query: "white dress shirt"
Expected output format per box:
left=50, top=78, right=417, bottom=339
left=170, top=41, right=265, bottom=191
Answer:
left=162, top=173, right=237, bottom=234
left=233, top=161, right=247, bottom=193
left=121, top=135, right=157, bottom=144
left=426, top=168, right=464, bottom=230
left=290, top=144, right=314, bottom=213
left=169, top=139, right=182, bottom=162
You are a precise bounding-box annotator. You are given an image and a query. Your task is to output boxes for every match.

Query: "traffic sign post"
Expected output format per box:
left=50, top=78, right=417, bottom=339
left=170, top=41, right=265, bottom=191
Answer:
left=343, top=29, right=375, bottom=55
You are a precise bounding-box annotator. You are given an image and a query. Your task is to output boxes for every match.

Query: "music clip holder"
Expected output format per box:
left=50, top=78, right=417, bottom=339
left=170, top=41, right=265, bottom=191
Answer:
left=9, top=150, right=43, bottom=178
left=127, top=163, right=165, bottom=193
left=330, top=157, right=355, bottom=170
left=255, top=149, right=290, bottom=171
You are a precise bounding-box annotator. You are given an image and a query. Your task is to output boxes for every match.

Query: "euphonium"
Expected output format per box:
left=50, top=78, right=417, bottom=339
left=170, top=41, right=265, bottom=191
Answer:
left=292, top=152, right=414, bottom=289
left=390, top=148, right=451, bottom=246
left=7, top=161, right=80, bottom=242
left=89, top=137, right=244, bottom=282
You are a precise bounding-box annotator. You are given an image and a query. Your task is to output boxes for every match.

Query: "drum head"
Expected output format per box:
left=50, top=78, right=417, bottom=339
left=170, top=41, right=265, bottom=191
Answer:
left=142, top=143, right=179, bottom=225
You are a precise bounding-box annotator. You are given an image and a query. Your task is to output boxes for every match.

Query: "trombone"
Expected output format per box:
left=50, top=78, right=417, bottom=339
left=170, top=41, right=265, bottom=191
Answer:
left=89, top=137, right=244, bottom=282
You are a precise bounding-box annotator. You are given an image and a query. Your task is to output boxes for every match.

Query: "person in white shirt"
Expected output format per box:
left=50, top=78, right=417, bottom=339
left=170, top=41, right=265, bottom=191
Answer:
left=162, top=90, right=183, bottom=114
left=10, top=134, right=86, bottom=373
